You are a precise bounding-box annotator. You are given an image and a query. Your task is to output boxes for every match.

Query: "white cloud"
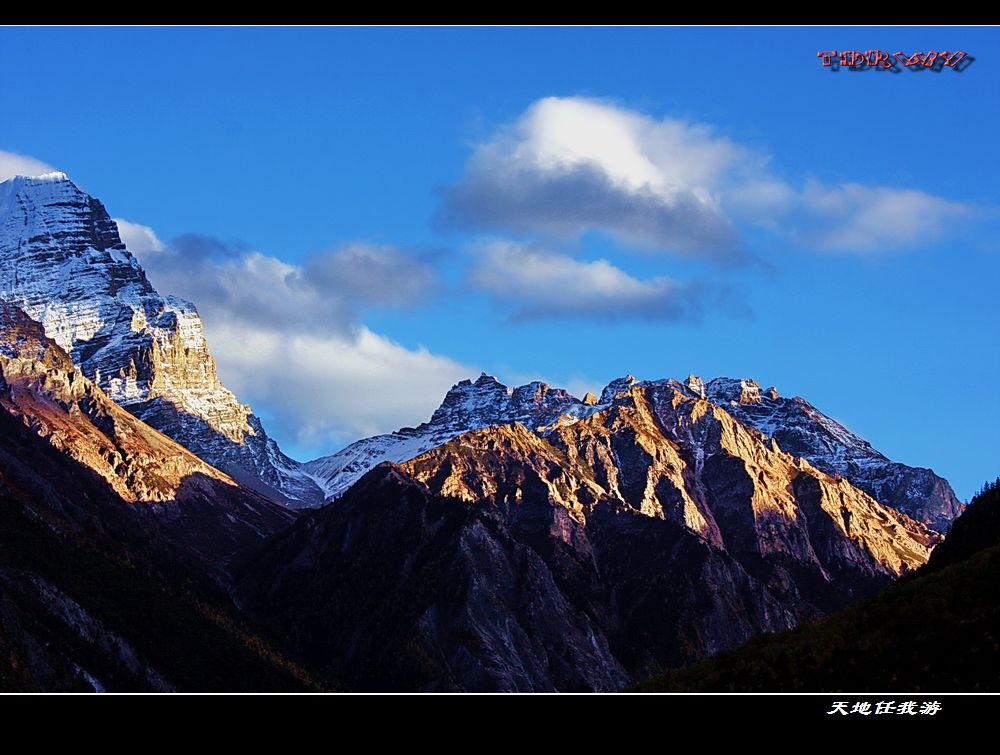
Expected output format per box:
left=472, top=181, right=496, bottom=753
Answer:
left=438, top=97, right=742, bottom=260
left=797, top=181, right=973, bottom=252
left=468, top=241, right=713, bottom=321
left=114, top=218, right=166, bottom=256
left=204, top=318, right=475, bottom=450
left=0, top=150, right=57, bottom=182
left=514, top=97, right=739, bottom=194
left=121, top=228, right=472, bottom=452
left=724, top=179, right=797, bottom=225
left=439, top=96, right=977, bottom=256
left=134, top=234, right=439, bottom=337
left=304, top=243, right=439, bottom=308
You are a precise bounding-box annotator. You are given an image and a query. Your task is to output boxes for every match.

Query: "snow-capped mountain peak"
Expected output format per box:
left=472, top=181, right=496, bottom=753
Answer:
left=684, top=374, right=958, bottom=529
left=0, top=172, right=323, bottom=506
left=598, top=374, right=639, bottom=404
left=303, top=373, right=607, bottom=501
left=305, top=370, right=962, bottom=531
left=703, top=376, right=764, bottom=404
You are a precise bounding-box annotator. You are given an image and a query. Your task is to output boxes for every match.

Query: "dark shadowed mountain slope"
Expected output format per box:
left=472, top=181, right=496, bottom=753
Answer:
left=237, top=457, right=777, bottom=692
left=631, top=479, right=1000, bottom=693
left=924, top=478, right=1000, bottom=572
left=0, top=300, right=318, bottom=690
left=0, top=398, right=320, bottom=692
left=237, top=382, right=937, bottom=692
left=0, top=299, right=294, bottom=569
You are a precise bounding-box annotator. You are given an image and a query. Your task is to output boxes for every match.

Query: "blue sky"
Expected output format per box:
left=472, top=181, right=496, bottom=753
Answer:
left=1, top=26, right=997, bottom=499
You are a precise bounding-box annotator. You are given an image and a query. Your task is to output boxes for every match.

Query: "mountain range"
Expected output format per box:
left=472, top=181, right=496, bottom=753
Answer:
left=237, top=381, right=937, bottom=690
left=304, top=372, right=962, bottom=533
left=0, top=172, right=978, bottom=692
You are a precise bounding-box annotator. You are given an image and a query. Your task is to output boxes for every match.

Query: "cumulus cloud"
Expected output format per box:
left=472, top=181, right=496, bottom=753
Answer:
left=203, top=318, right=474, bottom=449
left=120, top=227, right=473, bottom=451
left=438, top=96, right=977, bottom=255
left=438, top=97, right=743, bottom=261
left=133, top=233, right=439, bottom=336
left=303, top=243, right=439, bottom=309
left=468, top=241, right=722, bottom=322
left=0, top=150, right=57, bottom=182
left=114, top=218, right=166, bottom=256
left=137, top=233, right=350, bottom=335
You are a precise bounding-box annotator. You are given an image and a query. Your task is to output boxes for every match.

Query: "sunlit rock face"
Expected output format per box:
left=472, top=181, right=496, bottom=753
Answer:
left=240, top=381, right=938, bottom=692
left=0, top=299, right=294, bottom=564
left=307, top=369, right=962, bottom=534
left=303, top=372, right=606, bottom=502
left=701, top=376, right=963, bottom=531
left=0, top=173, right=322, bottom=506
left=402, top=383, right=937, bottom=580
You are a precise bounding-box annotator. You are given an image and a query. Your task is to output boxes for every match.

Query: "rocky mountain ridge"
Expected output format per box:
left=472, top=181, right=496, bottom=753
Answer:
left=239, top=379, right=936, bottom=691
left=0, top=172, right=322, bottom=505
left=306, top=371, right=962, bottom=533
left=0, top=171, right=966, bottom=693
left=633, top=478, right=1000, bottom=692
left=0, top=299, right=294, bottom=566
left=302, top=373, right=604, bottom=500
left=696, top=375, right=962, bottom=531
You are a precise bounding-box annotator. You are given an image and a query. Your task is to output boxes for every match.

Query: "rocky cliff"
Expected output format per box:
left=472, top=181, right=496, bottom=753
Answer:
left=239, top=382, right=936, bottom=691
left=0, top=380, right=316, bottom=691
left=633, top=477, right=1000, bottom=693
left=0, top=173, right=322, bottom=505
left=698, top=376, right=963, bottom=531
left=306, top=371, right=962, bottom=533
left=303, top=372, right=603, bottom=501
left=0, top=299, right=294, bottom=566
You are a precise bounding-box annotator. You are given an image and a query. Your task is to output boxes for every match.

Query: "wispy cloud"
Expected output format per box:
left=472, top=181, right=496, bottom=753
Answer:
left=0, top=150, right=57, bottom=182
left=437, top=96, right=978, bottom=256
left=202, top=319, right=474, bottom=450
left=127, top=231, right=440, bottom=336
left=118, top=225, right=475, bottom=451
left=796, top=181, right=975, bottom=252
left=468, top=241, right=728, bottom=322
left=303, top=243, right=440, bottom=309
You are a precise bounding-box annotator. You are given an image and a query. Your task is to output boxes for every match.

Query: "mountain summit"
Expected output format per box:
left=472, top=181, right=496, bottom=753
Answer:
left=303, top=372, right=606, bottom=500
left=699, top=376, right=962, bottom=531
left=306, top=372, right=961, bottom=532
left=0, top=170, right=959, bottom=526
left=0, top=172, right=322, bottom=505
left=242, top=378, right=938, bottom=691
